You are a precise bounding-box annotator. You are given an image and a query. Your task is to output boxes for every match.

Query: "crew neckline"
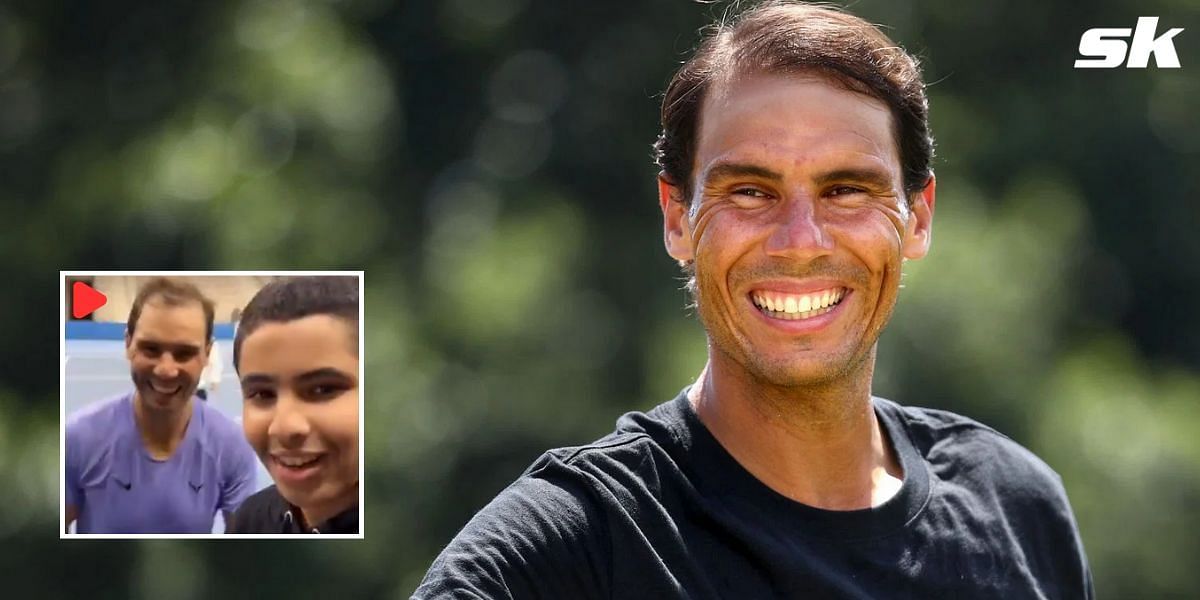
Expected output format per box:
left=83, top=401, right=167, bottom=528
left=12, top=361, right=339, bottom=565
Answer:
left=665, top=388, right=932, bottom=542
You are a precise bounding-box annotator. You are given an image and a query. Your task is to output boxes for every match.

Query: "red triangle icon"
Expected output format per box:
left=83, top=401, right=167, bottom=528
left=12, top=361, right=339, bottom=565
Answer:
left=72, top=281, right=107, bottom=319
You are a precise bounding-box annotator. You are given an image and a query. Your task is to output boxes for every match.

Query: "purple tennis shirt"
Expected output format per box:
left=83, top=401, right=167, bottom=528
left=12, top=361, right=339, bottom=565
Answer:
left=65, top=392, right=257, bottom=534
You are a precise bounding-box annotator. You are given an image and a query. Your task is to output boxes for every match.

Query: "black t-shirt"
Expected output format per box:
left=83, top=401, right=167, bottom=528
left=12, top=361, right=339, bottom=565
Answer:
left=227, top=485, right=359, bottom=534
left=413, top=390, right=1093, bottom=599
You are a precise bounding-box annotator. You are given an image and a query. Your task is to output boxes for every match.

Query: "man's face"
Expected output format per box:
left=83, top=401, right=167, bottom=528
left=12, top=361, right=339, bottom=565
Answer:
left=239, top=315, right=359, bottom=519
left=125, top=298, right=210, bottom=412
left=659, top=73, right=934, bottom=387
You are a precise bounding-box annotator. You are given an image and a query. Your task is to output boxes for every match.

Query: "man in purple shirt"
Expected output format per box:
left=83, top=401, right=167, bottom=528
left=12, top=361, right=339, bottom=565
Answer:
left=65, top=277, right=257, bottom=534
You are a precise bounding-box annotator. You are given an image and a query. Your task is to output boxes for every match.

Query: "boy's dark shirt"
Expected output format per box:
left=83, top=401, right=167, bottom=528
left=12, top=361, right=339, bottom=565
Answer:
left=228, top=484, right=359, bottom=534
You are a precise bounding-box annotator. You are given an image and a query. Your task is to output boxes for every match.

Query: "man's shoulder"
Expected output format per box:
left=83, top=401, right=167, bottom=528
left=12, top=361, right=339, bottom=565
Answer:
left=526, top=400, right=686, bottom=488
left=66, top=393, right=130, bottom=447
left=194, top=401, right=256, bottom=484
left=539, top=431, right=661, bottom=472
left=415, top=432, right=633, bottom=599
left=469, top=401, right=683, bottom=525
left=196, top=399, right=249, bottom=448
left=883, top=399, right=1064, bottom=494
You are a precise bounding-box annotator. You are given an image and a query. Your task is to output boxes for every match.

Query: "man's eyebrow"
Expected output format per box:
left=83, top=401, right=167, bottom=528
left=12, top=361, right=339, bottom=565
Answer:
left=702, top=164, right=896, bottom=190
left=136, top=340, right=202, bottom=353
left=702, top=162, right=784, bottom=185
left=813, top=167, right=895, bottom=189
left=295, top=368, right=355, bottom=384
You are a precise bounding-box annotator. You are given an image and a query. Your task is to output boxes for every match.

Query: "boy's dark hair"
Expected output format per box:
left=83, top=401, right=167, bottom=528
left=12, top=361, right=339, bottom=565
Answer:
left=233, top=276, right=360, bottom=371
left=127, top=277, right=215, bottom=342
left=654, top=1, right=934, bottom=203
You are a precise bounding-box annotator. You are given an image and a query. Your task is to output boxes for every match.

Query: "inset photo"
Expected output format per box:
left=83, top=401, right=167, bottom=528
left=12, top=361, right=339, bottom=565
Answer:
left=60, top=271, right=363, bottom=538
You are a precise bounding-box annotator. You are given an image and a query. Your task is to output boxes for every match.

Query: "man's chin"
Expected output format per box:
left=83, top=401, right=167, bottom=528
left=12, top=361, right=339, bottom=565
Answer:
left=737, top=351, right=860, bottom=389
left=139, top=387, right=191, bottom=410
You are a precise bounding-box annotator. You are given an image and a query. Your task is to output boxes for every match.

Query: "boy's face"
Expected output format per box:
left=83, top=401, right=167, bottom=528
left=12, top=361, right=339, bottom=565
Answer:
left=239, top=315, right=359, bottom=522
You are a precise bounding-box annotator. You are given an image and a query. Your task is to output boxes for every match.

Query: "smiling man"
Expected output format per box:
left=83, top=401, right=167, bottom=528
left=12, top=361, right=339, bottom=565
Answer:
left=415, top=2, right=1092, bottom=598
left=65, top=278, right=257, bottom=534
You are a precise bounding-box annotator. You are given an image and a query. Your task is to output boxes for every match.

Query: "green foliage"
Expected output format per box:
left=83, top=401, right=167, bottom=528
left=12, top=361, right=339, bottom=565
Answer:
left=2, top=0, right=1197, bottom=597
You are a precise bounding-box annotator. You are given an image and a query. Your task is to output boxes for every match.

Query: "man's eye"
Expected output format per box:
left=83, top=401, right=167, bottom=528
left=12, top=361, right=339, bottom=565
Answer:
left=827, top=185, right=866, bottom=197
left=732, top=187, right=769, bottom=198
left=729, top=188, right=772, bottom=206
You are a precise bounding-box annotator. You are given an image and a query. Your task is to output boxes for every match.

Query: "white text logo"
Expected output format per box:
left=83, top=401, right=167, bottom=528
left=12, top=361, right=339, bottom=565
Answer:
left=1075, top=17, right=1184, bottom=68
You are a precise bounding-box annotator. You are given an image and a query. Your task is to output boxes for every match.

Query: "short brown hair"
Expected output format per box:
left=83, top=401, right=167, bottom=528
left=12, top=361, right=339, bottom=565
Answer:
left=126, top=277, right=216, bottom=342
left=654, top=1, right=934, bottom=202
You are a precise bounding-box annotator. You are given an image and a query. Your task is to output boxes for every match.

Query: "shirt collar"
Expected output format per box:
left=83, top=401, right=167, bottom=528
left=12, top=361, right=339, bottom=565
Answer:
left=113, top=392, right=209, bottom=491
left=282, top=503, right=360, bottom=534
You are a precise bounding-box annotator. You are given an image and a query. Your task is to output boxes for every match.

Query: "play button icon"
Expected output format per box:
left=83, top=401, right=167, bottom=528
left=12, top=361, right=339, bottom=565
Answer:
left=72, top=281, right=107, bottom=319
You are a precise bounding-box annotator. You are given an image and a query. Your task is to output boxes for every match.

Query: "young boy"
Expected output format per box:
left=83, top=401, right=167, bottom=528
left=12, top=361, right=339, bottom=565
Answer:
left=226, top=276, right=360, bottom=534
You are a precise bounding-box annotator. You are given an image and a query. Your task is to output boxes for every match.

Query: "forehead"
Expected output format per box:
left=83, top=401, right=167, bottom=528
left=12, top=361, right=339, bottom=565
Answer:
left=132, top=299, right=208, bottom=345
left=239, top=315, right=358, bottom=376
left=695, top=72, right=899, bottom=178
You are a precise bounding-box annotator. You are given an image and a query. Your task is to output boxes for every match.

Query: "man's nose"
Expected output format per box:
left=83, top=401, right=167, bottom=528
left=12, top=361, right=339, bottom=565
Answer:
left=764, top=195, right=834, bottom=260
left=153, top=355, right=181, bottom=379
left=268, top=395, right=311, bottom=445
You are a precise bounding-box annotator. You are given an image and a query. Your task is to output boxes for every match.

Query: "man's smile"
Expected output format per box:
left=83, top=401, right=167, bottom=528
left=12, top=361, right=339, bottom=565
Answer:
left=750, top=286, right=848, bottom=321
left=149, top=379, right=183, bottom=395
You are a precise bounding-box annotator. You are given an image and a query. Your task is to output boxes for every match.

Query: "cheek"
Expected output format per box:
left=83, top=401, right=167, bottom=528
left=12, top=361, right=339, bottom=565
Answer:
left=865, top=203, right=909, bottom=247
left=693, top=211, right=756, bottom=275
left=185, top=357, right=208, bottom=376
left=327, top=394, right=359, bottom=467
left=691, top=201, right=748, bottom=250
left=831, top=210, right=906, bottom=265
left=242, top=407, right=272, bottom=455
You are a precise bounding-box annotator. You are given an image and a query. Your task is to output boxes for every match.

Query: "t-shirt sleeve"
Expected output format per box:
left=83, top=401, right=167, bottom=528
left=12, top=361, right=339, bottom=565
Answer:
left=220, top=434, right=258, bottom=514
left=1032, top=472, right=1095, bottom=600
left=963, top=429, right=1095, bottom=599
left=64, top=424, right=82, bottom=509
left=412, top=456, right=611, bottom=600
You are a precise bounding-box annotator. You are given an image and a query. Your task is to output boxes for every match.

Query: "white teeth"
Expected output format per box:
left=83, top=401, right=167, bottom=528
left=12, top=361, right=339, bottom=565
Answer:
left=752, top=287, right=846, bottom=319
left=277, top=456, right=319, bottom=468
left=151, top=381, right=180, bottom=394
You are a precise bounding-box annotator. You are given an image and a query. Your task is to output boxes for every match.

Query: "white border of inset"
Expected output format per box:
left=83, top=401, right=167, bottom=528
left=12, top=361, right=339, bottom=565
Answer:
left=59, top=270, right=366, bottom=540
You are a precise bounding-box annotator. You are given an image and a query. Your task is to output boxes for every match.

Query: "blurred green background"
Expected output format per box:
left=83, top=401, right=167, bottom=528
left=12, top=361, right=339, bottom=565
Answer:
left=3, top=0, right=1199, bottom=596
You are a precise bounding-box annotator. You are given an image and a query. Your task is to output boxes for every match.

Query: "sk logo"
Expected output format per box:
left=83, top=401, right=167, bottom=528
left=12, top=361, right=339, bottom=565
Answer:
left=1075, top=17, right=1184, bottom=68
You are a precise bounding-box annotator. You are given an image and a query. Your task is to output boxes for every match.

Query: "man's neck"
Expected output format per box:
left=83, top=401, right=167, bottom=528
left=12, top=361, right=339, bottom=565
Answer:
left=133, top=393, right=193, bottom=460
left=689, top=350, right=903, bottom=511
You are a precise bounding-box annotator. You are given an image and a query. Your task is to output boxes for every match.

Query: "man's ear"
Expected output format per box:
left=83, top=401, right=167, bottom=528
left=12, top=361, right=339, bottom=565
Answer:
left=902, top=174, right=936, bottom=260
left=124, top=330, right=134, bottom=360
left=658, top=175, right=694, bottom=263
